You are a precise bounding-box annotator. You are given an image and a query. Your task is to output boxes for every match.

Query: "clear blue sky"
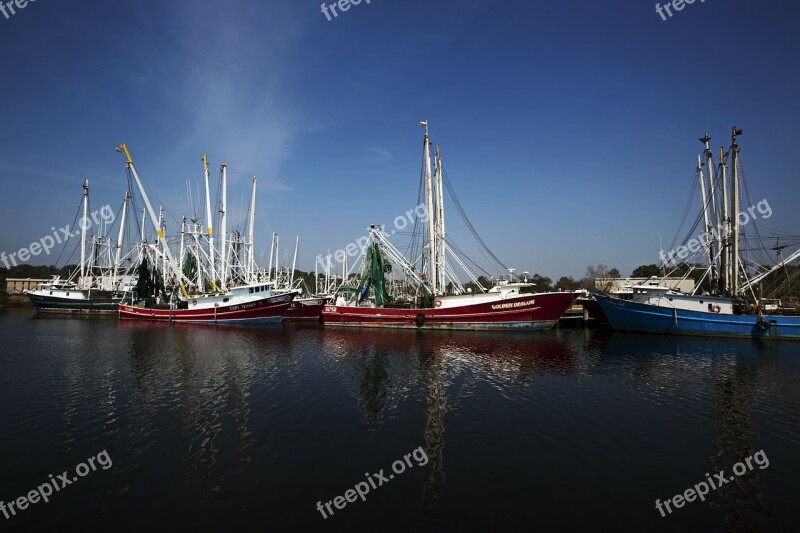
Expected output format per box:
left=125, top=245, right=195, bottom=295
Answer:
left=1, top=0, right=798, bottom=279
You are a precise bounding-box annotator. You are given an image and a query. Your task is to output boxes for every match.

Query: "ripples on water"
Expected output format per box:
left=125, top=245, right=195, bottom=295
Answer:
left=0, top=308, right=797, bottom=531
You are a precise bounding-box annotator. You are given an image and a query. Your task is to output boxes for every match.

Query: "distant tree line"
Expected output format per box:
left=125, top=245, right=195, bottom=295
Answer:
left=12, top=262, right=794, bottom=300
left=5, top=264, right=76, bottom=279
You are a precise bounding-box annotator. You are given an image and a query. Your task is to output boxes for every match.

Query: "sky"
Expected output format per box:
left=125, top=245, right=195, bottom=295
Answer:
left=1, top=0, right=799, bottom=280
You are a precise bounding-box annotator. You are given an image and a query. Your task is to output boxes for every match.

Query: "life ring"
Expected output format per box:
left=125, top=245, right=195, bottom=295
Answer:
left=415, top=312, right=426, bottom=328
left=710, top=304, right=721, bottom=313
left=435, top=299, right=442, bottom=308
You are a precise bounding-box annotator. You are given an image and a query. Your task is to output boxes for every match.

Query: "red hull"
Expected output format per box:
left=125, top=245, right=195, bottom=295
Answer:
left=284, top=298, right=329, bottom=320
left=322, top=292, right=578, bottom=330
left=118, top=293, right=294, bottom=323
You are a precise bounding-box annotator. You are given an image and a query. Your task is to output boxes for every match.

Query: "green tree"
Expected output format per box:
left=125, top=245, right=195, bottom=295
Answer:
left=555, top=276, right=580, bottom=291
left=631, top=264, right=661, bottom=278
left=529, top=273, right=553, bottom=292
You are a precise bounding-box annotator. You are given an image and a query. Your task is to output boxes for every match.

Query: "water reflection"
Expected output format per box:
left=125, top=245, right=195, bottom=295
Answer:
left=602, top=332, right=778, bottom=531
left=2, top=308, right=797, bottom=531
left=117, top=321, right=295, bottom=492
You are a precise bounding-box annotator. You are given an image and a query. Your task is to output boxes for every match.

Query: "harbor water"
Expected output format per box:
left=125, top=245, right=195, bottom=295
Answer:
left=0, top=307, right=797, bottom=531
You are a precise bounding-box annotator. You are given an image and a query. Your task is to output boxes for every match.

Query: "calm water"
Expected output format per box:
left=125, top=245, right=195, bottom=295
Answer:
left=0, top=308, right=798, bottom=532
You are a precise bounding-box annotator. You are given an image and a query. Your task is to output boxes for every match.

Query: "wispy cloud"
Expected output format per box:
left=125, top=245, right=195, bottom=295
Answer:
left=360, top=146, right=394, bottom=162
left=124, top=2, right=307, bottom=192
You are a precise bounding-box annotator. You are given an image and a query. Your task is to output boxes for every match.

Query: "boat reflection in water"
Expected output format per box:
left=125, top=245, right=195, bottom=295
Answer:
left=321, top=327, right=583, bottom=522
left=9, top=309, right=794, bottom=530
left=600, top=332, right=781, bottom=531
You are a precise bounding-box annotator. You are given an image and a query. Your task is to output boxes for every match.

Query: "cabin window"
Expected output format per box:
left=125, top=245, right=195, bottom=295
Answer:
left=223, top=298, right=229, bottom=303
left=669, top=298, right=673, bottom=301
left=249, top=288, right=253, bottom=294
left=49, top=292, right=53, bottom=295
left=699, top=300, right=704, bottom=304
left=66, top=293, right=70, bottom=296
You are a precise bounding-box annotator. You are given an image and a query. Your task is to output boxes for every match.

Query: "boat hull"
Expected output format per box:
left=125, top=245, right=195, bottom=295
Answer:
left=27, top=292, right=120, bottom=315
left=593, top=292, right=800, bottom=340
left=322, top=292, right=578, bottom=331
left=284, top=298, right=329, bottom=321
left=118, top=293, right=294, bottom=323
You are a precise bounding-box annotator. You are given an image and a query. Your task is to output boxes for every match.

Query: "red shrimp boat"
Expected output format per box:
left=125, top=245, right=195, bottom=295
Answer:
left=118, top=284, right=294, bottom=323
left=323, top=288, right=577, bottom=330
left=284, top=296, right=330, bottom=320
left=322, top=122, right=578, bottom=331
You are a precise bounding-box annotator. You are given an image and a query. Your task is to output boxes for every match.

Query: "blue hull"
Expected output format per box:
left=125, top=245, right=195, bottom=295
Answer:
left=592, top=293, right=800, bottom=340
left=27, top=292, right=121, bottom=314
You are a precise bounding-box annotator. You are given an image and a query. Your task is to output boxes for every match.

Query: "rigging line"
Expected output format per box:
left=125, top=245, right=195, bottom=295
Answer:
left=441, top=168, right=508, bottom=273
left=444, top=237, right=496, bottom=279
left=53, top=196, right=86, bottom=268
left=667, top=170, right=699, bottom=255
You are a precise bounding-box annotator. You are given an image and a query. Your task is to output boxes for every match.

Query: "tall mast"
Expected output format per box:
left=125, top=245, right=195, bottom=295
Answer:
left=326, top=249, right=331, bottom=293
left=696, top=154, right=716, bottom=290
left=246, top=176, right=257, bottom=282
left=115, top=192, right=129, bottom=284
left=719, top=146, right=730, bottom=294
left=274, top=235, right=280, bottom=284
left=179, top=215, right=186, bottom=272
left=730, top=127, right=743, bottom=295
left=421, top=120, right=437, bottom=295
left=434, top=145, right=446, bottom=293
left=158, top=206, right=167, bottom=283
left=219, top=164, right=227, bottom=290
left=702, top=136, right=719, bottom=239
left=140, top=208, right=146, bottom=243
left=268, top=233, right=275, bottom=283
left=117, top=144, right=188, bottom=297
left=202, top=155, right=217, bottom=292
left=699, top=134, right=718, bottom=291
left=291, top=236, right=299, bottom=287
left=342, top=249, right=346, bottom=290
left=80, top=179, right=89, bottom=283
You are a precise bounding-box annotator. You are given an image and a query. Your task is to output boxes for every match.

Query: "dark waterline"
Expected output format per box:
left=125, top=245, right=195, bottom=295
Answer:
left=0, top=308, right=797, bottom=531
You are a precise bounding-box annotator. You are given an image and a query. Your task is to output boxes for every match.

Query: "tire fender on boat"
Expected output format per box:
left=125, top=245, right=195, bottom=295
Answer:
left=415, top=312, right=426, bottom=328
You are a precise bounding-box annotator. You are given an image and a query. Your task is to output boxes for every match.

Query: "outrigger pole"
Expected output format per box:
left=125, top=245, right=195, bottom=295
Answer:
left=116, top=144, right=189, bottom=298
